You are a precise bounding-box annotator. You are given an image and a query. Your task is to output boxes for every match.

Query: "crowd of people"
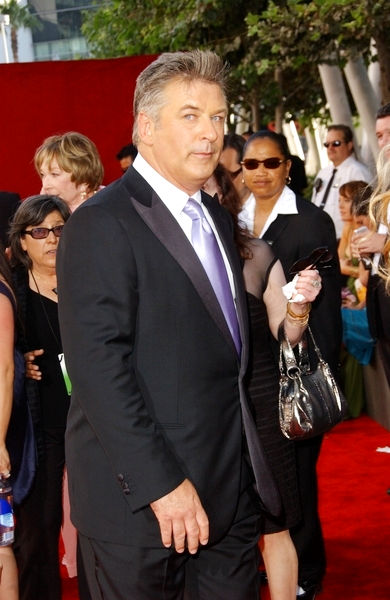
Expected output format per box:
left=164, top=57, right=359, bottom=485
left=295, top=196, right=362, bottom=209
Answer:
left=0, top=49, right=389, bottom=600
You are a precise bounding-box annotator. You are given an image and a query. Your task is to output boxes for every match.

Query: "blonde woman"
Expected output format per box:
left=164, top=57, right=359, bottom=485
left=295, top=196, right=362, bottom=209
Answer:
left=34, top=131, right=104, bottom=212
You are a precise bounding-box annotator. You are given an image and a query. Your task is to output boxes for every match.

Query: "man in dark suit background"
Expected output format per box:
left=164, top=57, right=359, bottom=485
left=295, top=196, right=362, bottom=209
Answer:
left=57, top=50, right=280, bottom=599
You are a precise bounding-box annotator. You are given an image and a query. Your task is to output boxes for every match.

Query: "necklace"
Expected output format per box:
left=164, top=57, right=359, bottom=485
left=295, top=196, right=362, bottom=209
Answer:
left=30, top=270, right=61, bottom=349
left=30, top=270, right=57, bottom=296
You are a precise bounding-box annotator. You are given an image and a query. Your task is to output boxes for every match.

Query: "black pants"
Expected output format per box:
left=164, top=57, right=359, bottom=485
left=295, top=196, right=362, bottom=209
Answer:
left=78, top=485, right=261, bottom=600
left=14, top=427, right=66, bottom=600
left=290, top=435, right=326, bottom=589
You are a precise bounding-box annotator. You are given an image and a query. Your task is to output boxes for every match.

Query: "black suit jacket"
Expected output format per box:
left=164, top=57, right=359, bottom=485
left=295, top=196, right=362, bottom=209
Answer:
left=57, top=166, right=279, bottom=547
left=262, top=196, right=342, bottom=373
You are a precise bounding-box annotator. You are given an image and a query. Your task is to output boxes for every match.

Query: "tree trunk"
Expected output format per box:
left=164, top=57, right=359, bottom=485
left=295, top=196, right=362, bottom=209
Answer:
left=274, top=67, right=283, bottom=133
left=10, top=26, right=18, bottom=62
left=318, top=63, right=353, bottom=127
left=373, top=31, right=390, bottom=105
left=344, top=55, right=379, bottom=162
left=250, top=89, right=260, bottom=132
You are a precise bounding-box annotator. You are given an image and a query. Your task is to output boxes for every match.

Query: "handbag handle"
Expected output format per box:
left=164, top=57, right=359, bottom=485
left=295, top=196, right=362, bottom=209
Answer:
left=279, top=325, right=323, bottom=379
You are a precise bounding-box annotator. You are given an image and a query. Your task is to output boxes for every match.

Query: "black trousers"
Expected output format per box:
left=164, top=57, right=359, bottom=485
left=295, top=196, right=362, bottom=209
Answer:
left=78, top=484, right=261, bottom=600
left=290, top=435, right=326, bottom=589
left=14, top=427, right=65, bottom=600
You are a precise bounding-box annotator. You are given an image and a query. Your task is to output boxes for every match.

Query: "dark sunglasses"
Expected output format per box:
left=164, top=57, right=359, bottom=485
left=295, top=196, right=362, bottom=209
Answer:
left=289, top=246, right=333, bottom=275
left=240, top=157, right=286, bottom=170
left=323, top=140, right=346, bottom=148
left=22, top=225, right=64, bottom=239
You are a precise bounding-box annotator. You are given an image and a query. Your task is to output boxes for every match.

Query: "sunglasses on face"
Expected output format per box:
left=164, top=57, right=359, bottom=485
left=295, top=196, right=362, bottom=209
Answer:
left=22, top=225, right=64, bottom=239
left=289, top=246, right=333, bottom=275
left=240, top=157, right=286, bottom=170
left=323, top=140, right=346, bottom=148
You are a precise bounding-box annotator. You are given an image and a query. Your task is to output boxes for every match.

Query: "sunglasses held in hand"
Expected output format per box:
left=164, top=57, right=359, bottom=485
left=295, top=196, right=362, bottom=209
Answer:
left=240, top=157, right=286, bottom=170
left=289, top=246, right=333, bottom=275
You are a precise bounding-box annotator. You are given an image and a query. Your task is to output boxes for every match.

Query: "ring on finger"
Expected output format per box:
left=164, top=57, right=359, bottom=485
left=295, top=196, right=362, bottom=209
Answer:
left=312, top=279, right=321, bottom=288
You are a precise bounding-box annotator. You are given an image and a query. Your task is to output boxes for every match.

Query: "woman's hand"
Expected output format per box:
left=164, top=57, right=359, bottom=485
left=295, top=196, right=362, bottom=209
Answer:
left=24, top=349, right=44, bottom=380
left=351, top=231, right=386, bottom=256
left=290, top=268, right=322, bottom=307
left=0, top=444, right=11, bottom=478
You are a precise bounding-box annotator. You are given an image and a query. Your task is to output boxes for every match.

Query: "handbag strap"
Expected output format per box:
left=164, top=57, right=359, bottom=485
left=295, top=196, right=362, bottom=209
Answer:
left=280, top=324, right=324, bottom=377
left=279, top=326, right=301, bottom=378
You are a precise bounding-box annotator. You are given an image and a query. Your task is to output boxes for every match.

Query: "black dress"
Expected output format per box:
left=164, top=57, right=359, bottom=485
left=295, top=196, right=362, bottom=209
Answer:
left=243, top=239, right=301, bottom=534
left=13, top=285, right=70, bottom=600
left=0, top=279, right=36, bottom=507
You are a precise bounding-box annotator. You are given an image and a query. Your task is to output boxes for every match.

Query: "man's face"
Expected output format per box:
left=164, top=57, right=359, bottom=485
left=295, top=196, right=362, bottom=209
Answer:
left=119, top=156, right=133, bottom=172
left=375, top=115, right=390, bottom=149
left=138, top=78, right=226, bottom=195
left=325, top=129, right=353, bottom=167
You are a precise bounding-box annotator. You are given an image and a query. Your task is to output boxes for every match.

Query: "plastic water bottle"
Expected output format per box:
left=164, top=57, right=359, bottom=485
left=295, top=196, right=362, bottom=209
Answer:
left=0, top=477, right=14, bottom=546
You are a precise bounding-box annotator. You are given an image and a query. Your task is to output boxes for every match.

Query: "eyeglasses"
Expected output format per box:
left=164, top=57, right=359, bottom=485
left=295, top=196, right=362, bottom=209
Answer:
left=240, top=157, right=285, bottom=170
left=323, top=140, right=346, bottom=148
left=22, top=225, right=64, bottom=239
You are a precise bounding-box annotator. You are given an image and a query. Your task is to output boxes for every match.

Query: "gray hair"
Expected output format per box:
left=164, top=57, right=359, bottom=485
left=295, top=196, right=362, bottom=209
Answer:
left=132, top=50, right=228, bottom=145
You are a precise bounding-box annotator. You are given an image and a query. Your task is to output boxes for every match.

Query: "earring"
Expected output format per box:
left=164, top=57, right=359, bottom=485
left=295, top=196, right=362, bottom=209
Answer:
left=242, top=178, right=245, bottom=184
left=286, top=176, right=292, bottom=185
left=80, top=190, right=87, bottom=201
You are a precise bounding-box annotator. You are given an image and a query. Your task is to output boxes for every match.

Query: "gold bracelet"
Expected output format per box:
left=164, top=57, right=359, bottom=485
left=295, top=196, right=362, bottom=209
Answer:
left=286, top=302, right=311, bottom=319
left=285, top=313, right=310, bottom=327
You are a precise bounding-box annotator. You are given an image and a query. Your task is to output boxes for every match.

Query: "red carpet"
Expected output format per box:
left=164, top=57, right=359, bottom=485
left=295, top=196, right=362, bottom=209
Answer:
left=61, top=415, right=390, bottom=599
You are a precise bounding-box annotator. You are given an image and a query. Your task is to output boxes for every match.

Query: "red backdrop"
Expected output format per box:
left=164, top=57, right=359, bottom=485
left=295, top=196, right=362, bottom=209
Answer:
left=0, top=55, right=156, bottom=199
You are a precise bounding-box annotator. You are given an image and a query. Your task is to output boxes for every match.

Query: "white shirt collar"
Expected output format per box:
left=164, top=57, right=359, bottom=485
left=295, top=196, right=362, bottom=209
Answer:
left=132, top=153, right=201, bottom=216
left=239, top=186, right=297, bottom=237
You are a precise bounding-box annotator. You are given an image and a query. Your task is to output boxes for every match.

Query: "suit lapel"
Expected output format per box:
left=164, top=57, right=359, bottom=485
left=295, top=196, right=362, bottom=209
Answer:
left=123, top=169, right=237, bottom=354
left=262, top=214, right=290, bottom=247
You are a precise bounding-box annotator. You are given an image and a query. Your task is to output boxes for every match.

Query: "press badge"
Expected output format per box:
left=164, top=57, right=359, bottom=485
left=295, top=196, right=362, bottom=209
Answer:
left=58, top=353, right=72, bottom=396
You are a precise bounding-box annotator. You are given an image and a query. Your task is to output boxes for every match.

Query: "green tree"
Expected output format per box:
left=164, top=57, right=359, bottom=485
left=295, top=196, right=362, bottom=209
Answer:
left=82, top=0, right=328, bottom=129
left=0, top=0, right=40, bottom=62
left=247, top=0, right=390, bottom=103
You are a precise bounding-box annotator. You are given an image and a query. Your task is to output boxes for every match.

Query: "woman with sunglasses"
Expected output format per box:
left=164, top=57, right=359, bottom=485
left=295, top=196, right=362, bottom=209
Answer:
left=205, top=163, right=323, bottom=600
left=8, top=195, right=71, bottom=600
left=239, top=131, right=342, bottom=600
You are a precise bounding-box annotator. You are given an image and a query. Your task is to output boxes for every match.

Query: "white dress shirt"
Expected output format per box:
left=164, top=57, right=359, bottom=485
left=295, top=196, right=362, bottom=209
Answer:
left=312, top=155, right=372, bottom=238
left=239, top=185, right=298, bottom=237
left=133, top=153, right=237, bottom=298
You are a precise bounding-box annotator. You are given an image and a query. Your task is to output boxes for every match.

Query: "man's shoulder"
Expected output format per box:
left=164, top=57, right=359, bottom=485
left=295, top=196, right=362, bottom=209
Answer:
left=315, top=164, right=332, bottom=178
left=295, top=196, right=334, bottom=226
left=340, top=156, right=371, bottom=180
left=82, top=168, right=148, bottom=213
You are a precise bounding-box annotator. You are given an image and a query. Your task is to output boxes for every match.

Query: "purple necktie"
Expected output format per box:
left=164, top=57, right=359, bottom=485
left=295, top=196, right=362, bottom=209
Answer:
left=183, top=198, right=241, bottom=355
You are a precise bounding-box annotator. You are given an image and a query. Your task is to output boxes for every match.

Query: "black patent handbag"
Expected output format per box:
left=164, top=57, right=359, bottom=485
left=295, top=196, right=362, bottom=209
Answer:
left=279, top=326, right=347, bottom=440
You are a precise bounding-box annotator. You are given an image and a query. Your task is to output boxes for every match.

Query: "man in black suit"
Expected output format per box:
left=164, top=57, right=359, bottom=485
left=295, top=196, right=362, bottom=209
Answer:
left=57, top=50, right=280, bottom=599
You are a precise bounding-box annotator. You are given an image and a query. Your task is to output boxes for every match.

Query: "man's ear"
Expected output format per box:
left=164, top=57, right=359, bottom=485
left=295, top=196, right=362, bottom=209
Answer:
left=137, top=112, right=154, bottom=145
